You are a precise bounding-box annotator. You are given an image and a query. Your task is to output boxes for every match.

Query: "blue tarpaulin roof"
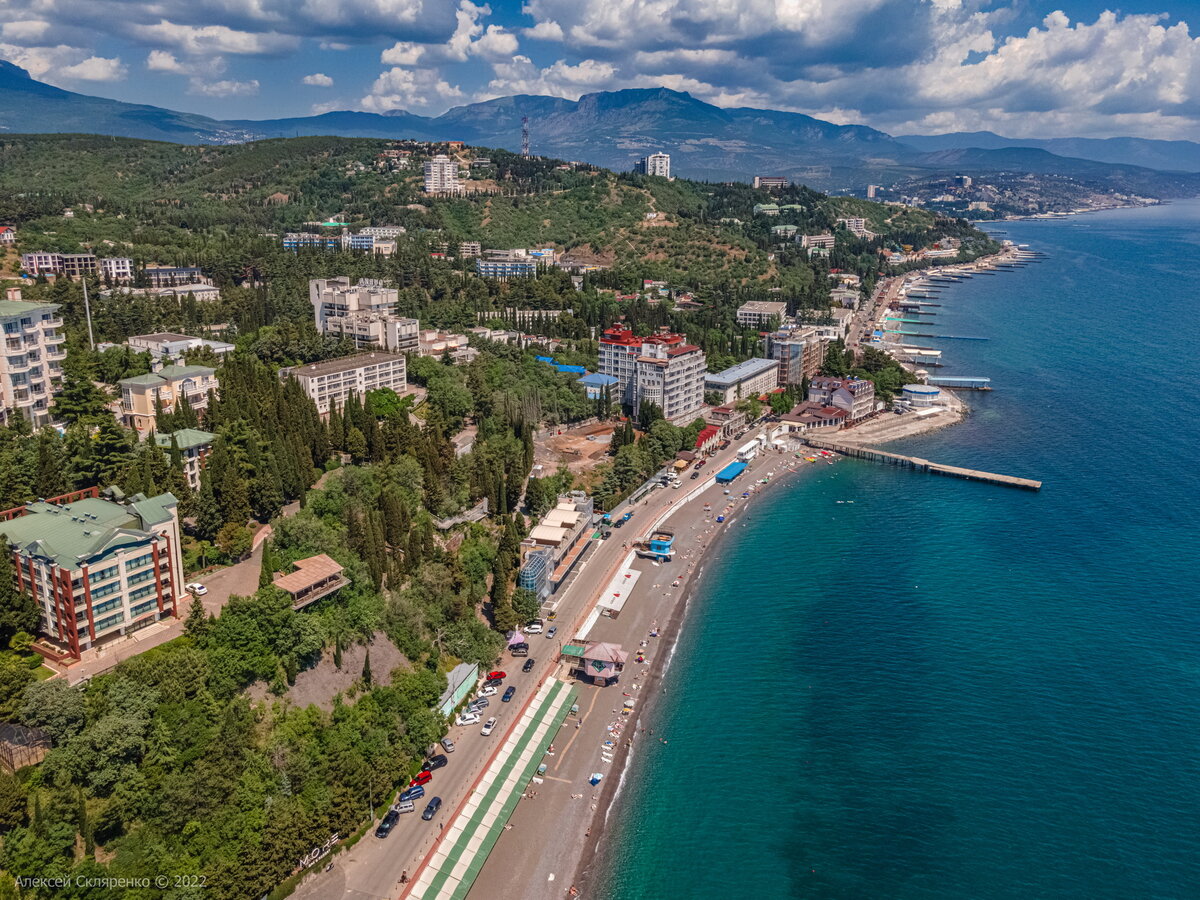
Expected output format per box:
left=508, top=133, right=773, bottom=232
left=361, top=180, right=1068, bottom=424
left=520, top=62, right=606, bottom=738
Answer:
left=715, top=461, right=748, bottom=483
left=577, top=373, right=619, bottom=387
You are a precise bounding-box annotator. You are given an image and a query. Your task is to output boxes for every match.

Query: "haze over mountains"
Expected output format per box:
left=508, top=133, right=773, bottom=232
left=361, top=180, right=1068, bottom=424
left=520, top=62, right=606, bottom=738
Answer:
left=2, top=58, right=1199, bottom=193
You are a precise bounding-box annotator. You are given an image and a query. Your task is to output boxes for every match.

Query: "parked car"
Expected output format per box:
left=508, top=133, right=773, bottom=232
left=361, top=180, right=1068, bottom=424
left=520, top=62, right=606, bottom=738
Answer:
left=398, top=785, right=425, bottom=803
left=477, top=686, right=498, bottom=697
left=488, top=671, right=507, bottom=681
left=422, top=797, right=443, bottom=821
left=613, top=518, right=624, bottom=529
left=546, top=626, right=558, bottom=639
left=468, top=698, right=489, bottom=712
left=409, top=771, right=432, bottom=787
left=509, top=643, right=529, bottom=657
left=441, top=737, right=455, bottom=753
left=481, top=717, right=497, bottom=736
left=375, top=810, right=400, bottom=838
left=185, top=582, right=208, bottom=596
left=484, top=678, right=503, bottom=688
left=422, top=754, right=448, bottom=772
left=525, top=621, right=543, bottom=634
left=456, top=712, right=480, bottom=726
left=502, top=687, right=516, bottom=703
left=393, top=800, right=416, bottom=815
left=522, top=659, right=535, bottom=673
left=690, top=471, right=700, bottom=480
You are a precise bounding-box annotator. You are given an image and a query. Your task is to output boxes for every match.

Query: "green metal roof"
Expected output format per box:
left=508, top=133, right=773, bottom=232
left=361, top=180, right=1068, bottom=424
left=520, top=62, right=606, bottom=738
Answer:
left=0, top=299, right=59, bottom=317
left=119, top=364, right=215, bottom=387
left=154, top=428, right=215, bottom=451
left=0, top=493, right=176, bottom=569
left=119, top=373, right=164, bottom=387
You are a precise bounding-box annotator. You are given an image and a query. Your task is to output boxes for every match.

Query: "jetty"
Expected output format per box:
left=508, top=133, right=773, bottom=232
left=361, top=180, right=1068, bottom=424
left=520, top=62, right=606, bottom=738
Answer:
left=805, top=438, right=1041, bottom=491
left=927, top=376, right=992, bottom=390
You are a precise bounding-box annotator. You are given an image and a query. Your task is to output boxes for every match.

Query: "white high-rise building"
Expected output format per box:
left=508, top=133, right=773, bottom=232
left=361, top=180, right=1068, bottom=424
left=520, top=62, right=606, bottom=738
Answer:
left=424, top=155, right=462, bottom=194
left=0, top=289, right=66, bottom=427
left=635, top=152, right=671, bottom=178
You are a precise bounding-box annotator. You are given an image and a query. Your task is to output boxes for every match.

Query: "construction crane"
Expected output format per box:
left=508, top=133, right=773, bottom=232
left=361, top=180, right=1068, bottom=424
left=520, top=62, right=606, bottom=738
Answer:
left=521, top=115, right=530, bottom=158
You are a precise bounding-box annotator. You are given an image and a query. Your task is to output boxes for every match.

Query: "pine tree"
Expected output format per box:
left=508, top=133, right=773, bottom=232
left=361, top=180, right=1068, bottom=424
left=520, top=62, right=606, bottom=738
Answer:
left=194, top=476, right=223, bottom=541
left=259, top=540, right=278, bottom=589
left=184, top=595, right=209, bottom=641
left=361, top=649, right=372, bottom=686
left=33, top=428, right=68, bottom=499
left=0, top=537, right=40, bottom=648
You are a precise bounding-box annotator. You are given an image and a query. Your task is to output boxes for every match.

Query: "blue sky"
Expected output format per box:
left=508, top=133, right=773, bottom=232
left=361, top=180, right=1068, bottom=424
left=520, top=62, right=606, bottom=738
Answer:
left=2, top=1, right=1200, bottom=138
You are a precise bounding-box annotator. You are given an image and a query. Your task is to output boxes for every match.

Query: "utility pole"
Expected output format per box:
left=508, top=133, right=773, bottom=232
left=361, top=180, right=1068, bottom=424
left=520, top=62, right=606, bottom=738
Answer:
left=81, top=274, right=95, bottom=350
left=521, top=115, right=530, bottom=159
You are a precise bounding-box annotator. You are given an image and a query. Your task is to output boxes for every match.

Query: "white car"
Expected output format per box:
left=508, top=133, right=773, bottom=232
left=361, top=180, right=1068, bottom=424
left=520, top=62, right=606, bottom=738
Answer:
left=477, top=686, right=498, bottom=697
left=481, top=717, right=497, bottom=736
left=456, top=712, right=481, bottom=726
left=186, top=582, right=208, bottom=596
left=525, top=621, right=543, bottom=634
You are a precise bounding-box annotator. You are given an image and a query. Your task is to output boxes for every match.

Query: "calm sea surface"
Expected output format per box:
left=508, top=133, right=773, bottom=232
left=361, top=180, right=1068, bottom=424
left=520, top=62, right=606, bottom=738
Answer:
left=596, top=201, right=1200, bottom=899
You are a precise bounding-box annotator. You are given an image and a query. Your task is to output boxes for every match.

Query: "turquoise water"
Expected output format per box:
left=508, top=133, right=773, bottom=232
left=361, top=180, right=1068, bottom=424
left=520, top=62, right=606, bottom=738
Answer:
left=597, top=201, right=1200, bottom=899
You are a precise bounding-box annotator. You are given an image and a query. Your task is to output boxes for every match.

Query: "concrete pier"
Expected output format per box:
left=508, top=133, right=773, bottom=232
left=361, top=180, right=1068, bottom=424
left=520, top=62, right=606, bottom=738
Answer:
left=805, top=438, right=1042, bottom=491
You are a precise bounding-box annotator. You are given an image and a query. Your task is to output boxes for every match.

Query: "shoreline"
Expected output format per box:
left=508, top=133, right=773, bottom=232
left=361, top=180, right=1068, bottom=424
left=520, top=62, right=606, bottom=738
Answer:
left=564, top=457, right=821, bottom=895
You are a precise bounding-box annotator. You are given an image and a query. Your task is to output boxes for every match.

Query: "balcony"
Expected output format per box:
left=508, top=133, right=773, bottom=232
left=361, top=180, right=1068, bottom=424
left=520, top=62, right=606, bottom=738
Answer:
left=44, top=331, right=65, bottom=344
left=44, top=317, right=64, bottom=328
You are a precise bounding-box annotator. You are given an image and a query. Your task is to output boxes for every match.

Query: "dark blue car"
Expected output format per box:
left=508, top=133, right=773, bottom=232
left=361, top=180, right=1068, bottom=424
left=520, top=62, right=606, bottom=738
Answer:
left=422, top=797, right=443, bottom=821
left=502, top=686, right=516, bottom=702
left=398, top=785, right=425, bottom=803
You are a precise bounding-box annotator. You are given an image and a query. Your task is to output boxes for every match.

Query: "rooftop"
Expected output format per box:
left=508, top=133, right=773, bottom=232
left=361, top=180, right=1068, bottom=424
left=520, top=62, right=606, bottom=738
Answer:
left=119, top=364, right=215, bottom=388
left=154, top=428, right=216, bottom=451
left=576, top=373, right=619, bottom=388
left=2, top=492, right=177, bottom=569
left=130, top=332, right=198, bottom=344
left=0, top=299, right=59, bottom=317
left=283, top=351, right=406, bottom=378
left=705, top=357, right=779, bottom=387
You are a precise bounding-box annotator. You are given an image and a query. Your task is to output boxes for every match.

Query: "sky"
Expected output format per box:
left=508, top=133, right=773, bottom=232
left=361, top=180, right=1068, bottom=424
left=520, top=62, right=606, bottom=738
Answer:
left=2, top=0, right=1200, bottom=139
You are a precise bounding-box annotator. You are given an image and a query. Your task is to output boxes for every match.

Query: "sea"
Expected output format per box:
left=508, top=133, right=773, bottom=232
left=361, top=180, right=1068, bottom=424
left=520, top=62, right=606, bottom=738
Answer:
left=595, top=201, right=1200, bottom=900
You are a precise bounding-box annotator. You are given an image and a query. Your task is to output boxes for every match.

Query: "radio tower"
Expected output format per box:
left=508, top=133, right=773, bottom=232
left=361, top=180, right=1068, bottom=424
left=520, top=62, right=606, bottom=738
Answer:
left=521, top=115, right=530, bottom=158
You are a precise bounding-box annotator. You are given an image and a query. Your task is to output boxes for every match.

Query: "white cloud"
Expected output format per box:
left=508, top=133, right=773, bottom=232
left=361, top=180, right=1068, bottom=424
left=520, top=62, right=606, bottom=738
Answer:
left=523, top=20, right=564, bottom=42
left=58, top=55, right=127, bottom=81
left=319, top=41, right=351, bottom=51
left=484, top=55, right=622, bottom=99
left=360, top=66, right=464, bottom=112
left=130, top=21, right=297, bottom=56
left=381, top=42, right=426, bottom=66
left=380, top=1, right=518, bottom=66
left=145, top=50, right=186, bottom=73
left=188, top=77, right=260, bottom=97
left=302, top=72, right=334, bottom=86
left=1, top=19, right=50, bottom=41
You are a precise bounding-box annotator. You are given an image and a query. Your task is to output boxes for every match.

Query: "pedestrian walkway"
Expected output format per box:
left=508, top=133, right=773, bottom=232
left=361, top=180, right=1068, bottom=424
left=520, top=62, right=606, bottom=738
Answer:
left=411, top=679, right=578, bottom=900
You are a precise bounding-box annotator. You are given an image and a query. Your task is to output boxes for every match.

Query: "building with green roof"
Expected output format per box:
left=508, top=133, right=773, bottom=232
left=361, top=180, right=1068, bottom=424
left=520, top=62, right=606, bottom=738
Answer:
left=118, top=364, right=218, bottom=435
left=154, top=429, right=215, bottom=489
left=1, top=487, right=184, bottom=660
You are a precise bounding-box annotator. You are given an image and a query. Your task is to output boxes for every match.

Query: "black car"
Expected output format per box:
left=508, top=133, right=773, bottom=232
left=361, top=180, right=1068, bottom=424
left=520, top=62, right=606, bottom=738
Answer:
left=375, top=809, right=400, bottom=838
left=422, top=797, right=443, bottom=821
left=522, top=658, right=535, bottom=673
left=613, top=518, right=624, bottom=528
left=502, top=686, right=516, bottom=702
left=422, top=754, right=448, bottom=772
left=485, top=677, right=503, bottom=688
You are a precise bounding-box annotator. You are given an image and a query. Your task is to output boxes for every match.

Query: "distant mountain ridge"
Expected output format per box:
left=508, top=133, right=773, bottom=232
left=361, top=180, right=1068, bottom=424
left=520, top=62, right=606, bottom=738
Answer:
left=3, top=58, right=1199, bottom=191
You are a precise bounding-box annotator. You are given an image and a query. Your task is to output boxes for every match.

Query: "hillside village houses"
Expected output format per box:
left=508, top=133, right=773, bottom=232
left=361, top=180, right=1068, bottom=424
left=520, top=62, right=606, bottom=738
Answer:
left=1, top=487, right=186, bottom=661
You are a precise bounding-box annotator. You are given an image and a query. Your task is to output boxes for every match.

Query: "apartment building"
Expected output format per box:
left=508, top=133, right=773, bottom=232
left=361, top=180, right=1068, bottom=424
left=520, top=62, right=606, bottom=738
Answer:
left=0, top=291, right=66, bottom=427
left=736, top=300, right=788, bottom=328
left=143, top=266, right=209, bottom=288
left=99, top=257, right=133, bottom=281
left=127, top=332, right=235, bottom=360
left=359, top=226, right=406, bottom=238
left=518, top=492, right=595, bottom=599
left=599, top=326, right=706, bottom=422
left=1, top=487, right=186, bottom=660
left=766, top=326, right=827, bottom=386
left=704, top=358, right=781, bottom=404
left=282, top=233, right=341, bottom=251
left=753, top=176, right=789, bottom=190
left=309, top=276, right=418, bottom=351
left=634, top=152, right=671, bottom=178
left=475, top=248, right=556, bottom=279
left=281, top=351, right=407, bottom=415
left=423, top=155, right=462, bottom=194
left=800, top=233, right=837, bottom=249
left=154, top=429, right=215, bottom=490
left=808, top=376, right=876, bottom=421
left=118, top=364, right=218, bottom=434
left=19, top=252, right=99, bottom=277
left=836, top=217, right=873, bottom=238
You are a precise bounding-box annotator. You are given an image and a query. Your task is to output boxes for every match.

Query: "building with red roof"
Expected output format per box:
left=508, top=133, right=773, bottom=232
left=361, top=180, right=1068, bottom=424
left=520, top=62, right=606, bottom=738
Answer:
left=599, top=325, right=706, bottom=423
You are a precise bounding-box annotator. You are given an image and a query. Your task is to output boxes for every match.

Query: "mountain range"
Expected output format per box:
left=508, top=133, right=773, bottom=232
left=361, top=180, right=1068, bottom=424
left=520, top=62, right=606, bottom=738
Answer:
left=3, top=58, right=1199, bottom=194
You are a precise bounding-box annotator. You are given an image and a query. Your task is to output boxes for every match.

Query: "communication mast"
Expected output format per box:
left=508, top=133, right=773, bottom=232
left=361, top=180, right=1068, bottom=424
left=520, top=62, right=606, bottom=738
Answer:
left=521, top=115, right=530, bottom=158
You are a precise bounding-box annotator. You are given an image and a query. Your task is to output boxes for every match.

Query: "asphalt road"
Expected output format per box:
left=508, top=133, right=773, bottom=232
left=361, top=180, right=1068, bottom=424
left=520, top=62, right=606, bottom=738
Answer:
left=291, top=438, right=760, bottom=900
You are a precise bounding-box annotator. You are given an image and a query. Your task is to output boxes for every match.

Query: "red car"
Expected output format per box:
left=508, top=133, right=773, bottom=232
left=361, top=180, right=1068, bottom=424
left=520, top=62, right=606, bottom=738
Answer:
left=488, top=671, right=507, bottom=681
left=410, top=771, right=433, bottom=787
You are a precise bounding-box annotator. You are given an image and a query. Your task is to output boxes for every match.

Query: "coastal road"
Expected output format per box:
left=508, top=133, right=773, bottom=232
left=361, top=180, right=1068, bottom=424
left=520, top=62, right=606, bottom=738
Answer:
left=293, top=438, right=764, bottom=900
